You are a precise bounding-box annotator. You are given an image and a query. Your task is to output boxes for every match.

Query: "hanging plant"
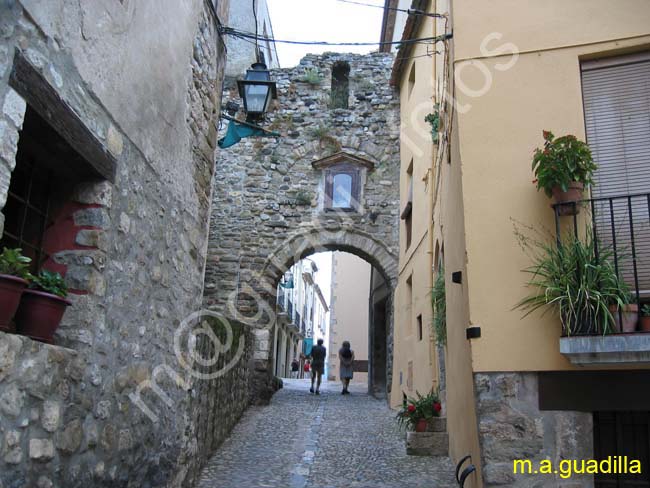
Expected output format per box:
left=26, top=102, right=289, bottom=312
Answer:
left=424, top=105, right=440, bottom=144
left=431, top=265, right=446, bottom=346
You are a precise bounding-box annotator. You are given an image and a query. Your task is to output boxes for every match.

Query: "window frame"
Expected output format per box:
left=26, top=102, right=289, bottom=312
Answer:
left=324, top=163, right=361, bottom=212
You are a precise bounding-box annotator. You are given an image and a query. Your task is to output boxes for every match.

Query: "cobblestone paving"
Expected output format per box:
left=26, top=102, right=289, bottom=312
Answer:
left=196, top=379, right=456, bottom=488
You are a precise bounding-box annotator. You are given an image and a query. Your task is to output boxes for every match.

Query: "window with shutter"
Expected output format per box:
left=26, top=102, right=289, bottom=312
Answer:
left=581, top=52, right=650, bottom=295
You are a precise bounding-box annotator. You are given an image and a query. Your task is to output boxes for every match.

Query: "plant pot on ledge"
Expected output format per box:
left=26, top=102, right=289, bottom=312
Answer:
left=14, top=289, right=71, bottom=344
left=552, top=182, right=584, bottom=216
left=0, top=274, right=28, bottom=333
left=609, top=303, right=638, bottom=333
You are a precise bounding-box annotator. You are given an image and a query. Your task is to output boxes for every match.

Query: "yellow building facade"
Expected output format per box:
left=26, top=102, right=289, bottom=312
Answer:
left=389, top=1, right=650, bottom=487
left=389, top=0, right=441, bottom=408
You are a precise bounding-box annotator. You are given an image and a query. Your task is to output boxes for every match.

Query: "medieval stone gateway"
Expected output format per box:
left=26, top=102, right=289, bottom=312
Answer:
left=204, top=52, right=401, bottom=402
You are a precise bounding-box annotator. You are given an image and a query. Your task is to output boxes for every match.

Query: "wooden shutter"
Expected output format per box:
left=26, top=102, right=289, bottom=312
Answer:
left=581, top=53, right=650, bottom=296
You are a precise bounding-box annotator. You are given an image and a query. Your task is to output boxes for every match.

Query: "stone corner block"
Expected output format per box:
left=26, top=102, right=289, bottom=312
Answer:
left=73, top=207, right=110, bottom=229
left=72, top=181, right=113, bottom=207
left=405, top=431, right=449, bottom=457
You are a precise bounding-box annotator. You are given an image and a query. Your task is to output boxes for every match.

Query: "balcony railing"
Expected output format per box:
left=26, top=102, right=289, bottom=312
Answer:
left=554, top=192, right=650, bottom=333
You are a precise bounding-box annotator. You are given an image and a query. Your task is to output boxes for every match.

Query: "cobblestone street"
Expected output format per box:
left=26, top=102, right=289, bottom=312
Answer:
left=196, top=379, right=455, bottom=488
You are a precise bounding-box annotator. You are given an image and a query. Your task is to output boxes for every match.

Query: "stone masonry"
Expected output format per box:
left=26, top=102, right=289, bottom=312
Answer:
left=204, top=52, right=401, bottom=401
left=475, top=372, right=593, bottom=487
left=0, top=1, right=249, bottom=487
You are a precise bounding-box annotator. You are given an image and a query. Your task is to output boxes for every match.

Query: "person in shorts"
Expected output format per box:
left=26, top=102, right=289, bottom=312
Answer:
left=309, top=339, right=326, bottom=395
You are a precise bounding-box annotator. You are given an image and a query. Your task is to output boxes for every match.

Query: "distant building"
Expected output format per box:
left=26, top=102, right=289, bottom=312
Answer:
left=327, top=253, right=370, bottom=384
left=275, top=258, right=329, bottom=377
left=225, top=0, right=280, bottom=80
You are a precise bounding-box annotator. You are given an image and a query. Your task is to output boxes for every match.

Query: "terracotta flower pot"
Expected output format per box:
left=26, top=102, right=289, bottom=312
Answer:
left=552, top=182, right=584, bottom=216
left=609, top=304, right=638, bottom=333
left=0, top=274, right=28, bottom=333
left=415, top=418, right=429, bottom=433
left=14, top=289, right=71, bottom=344
left=640, top=316, right=650, bottom=332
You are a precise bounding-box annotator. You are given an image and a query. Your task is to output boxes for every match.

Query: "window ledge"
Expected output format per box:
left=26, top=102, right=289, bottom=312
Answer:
left=323, top=207, right=358, bottom=213
left=560, top=334, right=650, bottom=365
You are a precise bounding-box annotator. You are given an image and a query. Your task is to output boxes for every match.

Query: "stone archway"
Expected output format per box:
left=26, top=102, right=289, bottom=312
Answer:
left=258, top=227, right=398, bottom=399
left=260, top=227, right=398, bottom=286
left=203, top=52, right=400, bottom=403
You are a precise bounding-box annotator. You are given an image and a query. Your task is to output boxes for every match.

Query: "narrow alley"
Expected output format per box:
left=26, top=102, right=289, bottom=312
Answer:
left=1, top=1, right=650, bottom=487
left=195, top=380, right=455, bottom=488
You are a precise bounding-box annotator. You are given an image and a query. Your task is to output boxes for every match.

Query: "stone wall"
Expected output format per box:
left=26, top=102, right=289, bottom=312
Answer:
left=204, top=52, right=401, bottom=400
left=475, top=372, right=594, bottom=488
left=0, top=1, right=250, bottom=487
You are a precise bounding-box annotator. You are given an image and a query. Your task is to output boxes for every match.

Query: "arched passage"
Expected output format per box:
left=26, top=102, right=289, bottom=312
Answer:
left=257, top=228, right=397, bottom=399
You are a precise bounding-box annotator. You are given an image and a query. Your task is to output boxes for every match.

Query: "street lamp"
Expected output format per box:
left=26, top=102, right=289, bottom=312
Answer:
left=237, top=62, right=277, bottom=120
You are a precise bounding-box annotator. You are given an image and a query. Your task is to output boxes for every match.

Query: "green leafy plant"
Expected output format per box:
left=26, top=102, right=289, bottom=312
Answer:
left=515, top=230, right=629, bottom=336
left=310, top=124, right=341, bottom=155
left=356, top=79, right=375, bottom=93
left=31, top=270, right=68, bottom=298
left=0, top=248, right=32, bottom=279
left=431, top=265, right=446, bottom=346
left=424, top=105, right=440, bottom=144
left=642, top=304, right=650, bottom=317
left=396, top=390, right=442, bottom=431
left=532, top=130, right=597, bottom=197
left=294, top=190, right=313, bottom=206
left=299, top=67, right=323, bottom=86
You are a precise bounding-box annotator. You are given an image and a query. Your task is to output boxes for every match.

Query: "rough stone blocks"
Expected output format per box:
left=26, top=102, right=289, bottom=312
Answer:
left=406, top=431, right=449, bottom=457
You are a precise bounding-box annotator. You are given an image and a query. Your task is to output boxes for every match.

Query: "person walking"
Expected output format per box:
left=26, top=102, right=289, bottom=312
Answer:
left=308, top=339, right=326, bottom=395
left=338, top=340, right=355, bottom=395
left=303, top=359, right=311, bottom=379
left=291, top=358, right=300, bottom=379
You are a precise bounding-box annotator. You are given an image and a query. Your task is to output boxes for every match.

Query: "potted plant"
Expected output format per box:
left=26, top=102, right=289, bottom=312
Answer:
left=0, top=248, right=32, bottom=333
left=14, top=270, right=71, bottom=344
left=397, top=390, right=443, bottom=432
left=609, top=299, right=638, bottom=333
left=640, top=305, right=650, bottom=332
left=516, top=230, right=629, bottom=336
left=531, top=130, right=597, bottom=215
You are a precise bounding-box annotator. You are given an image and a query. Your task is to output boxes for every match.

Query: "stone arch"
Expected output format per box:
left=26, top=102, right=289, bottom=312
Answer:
left=261, top=227, right=397, bottom=287
left=253, top=227, right=397, bottom=400
left=205, top=53, right=400, bottom=403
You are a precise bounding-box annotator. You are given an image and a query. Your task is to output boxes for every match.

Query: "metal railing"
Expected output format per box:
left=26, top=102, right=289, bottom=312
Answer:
left=554, top=192, right=650, bottom=332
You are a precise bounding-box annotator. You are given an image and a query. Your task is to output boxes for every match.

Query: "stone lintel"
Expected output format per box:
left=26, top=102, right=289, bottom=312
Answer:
left=311, top=151, right=375, bottom=171
left=8, top=50, right=117, bottom=182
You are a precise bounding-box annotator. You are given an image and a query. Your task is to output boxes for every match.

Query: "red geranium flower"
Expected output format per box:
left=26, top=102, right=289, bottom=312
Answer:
left=433, top=402, right=442, bottom=413
left=407, top=404, right=416, bottom=413
left=542, top=130, right=552, bottom=140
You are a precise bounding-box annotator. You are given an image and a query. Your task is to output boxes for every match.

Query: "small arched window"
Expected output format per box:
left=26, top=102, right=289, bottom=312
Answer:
left=330, top=61, right=350, bottom=109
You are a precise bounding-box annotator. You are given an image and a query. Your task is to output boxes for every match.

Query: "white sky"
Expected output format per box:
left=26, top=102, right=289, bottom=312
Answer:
left=266, top=0, right=386, bottom=68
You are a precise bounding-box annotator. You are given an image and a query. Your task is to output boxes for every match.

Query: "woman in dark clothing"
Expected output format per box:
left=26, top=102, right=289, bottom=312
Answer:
left=338, top=341, right=355, bottom=395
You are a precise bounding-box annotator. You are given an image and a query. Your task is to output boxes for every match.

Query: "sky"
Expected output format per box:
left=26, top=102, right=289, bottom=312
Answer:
left=266, top=0, right=386, bottom=68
